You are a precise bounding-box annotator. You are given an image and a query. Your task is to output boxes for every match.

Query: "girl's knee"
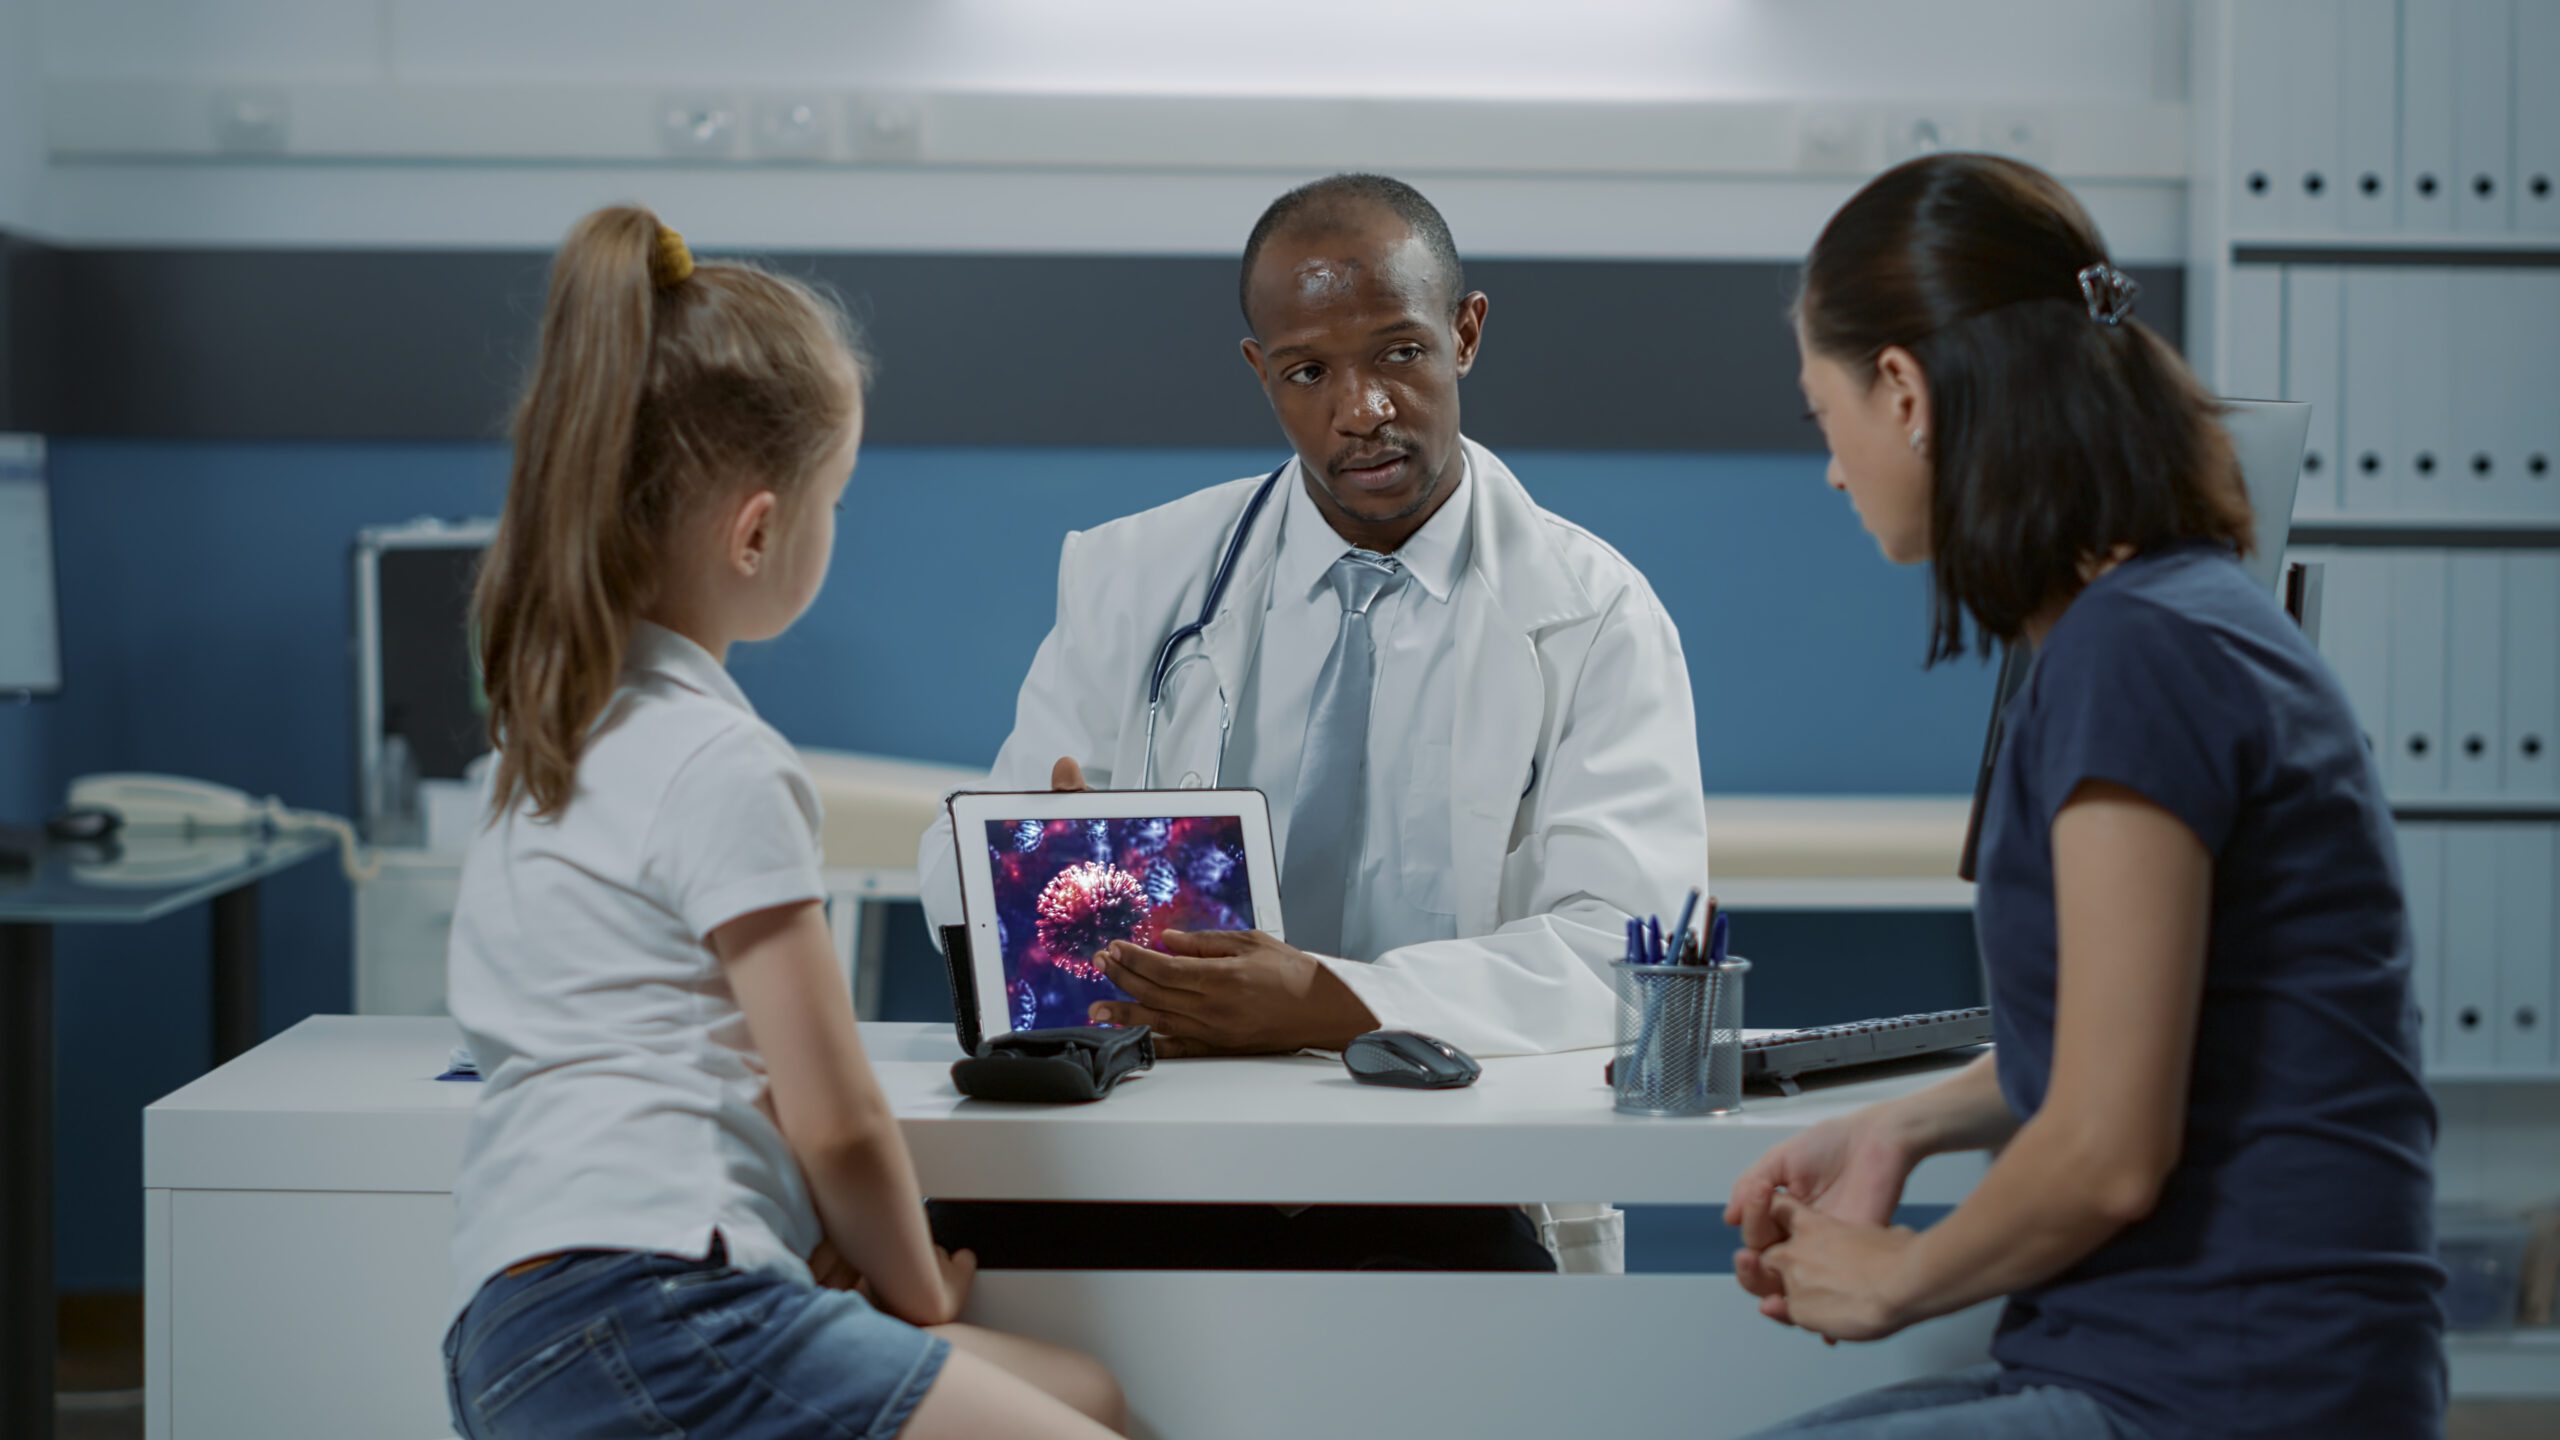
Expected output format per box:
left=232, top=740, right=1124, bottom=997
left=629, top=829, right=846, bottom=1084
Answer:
left=1065, top=1349, right=1128, bottom=1431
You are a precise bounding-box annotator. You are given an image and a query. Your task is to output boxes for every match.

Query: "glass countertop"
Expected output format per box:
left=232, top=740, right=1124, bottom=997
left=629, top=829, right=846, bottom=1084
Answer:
left=0, top=832, right=334, bottom=925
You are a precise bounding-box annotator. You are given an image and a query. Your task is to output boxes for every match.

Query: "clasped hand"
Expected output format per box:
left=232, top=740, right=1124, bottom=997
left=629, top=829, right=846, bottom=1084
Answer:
left=1725, top=1111, right=1924, bottom=1344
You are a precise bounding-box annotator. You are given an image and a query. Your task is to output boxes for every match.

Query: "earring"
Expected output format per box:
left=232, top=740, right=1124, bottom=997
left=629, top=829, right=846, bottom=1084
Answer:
left=1907, top=430, right=1928, bottom=455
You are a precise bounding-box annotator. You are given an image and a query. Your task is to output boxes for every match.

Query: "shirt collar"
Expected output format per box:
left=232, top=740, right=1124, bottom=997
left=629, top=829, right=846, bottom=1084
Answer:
left=627, top=620, right=758, bottom=716
left=1276, top=451, right=1475, bottom=605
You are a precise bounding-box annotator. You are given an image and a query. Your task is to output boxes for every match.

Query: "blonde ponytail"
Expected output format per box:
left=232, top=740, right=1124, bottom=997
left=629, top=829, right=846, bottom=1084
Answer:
left=476, top=206, right=865, bottom=820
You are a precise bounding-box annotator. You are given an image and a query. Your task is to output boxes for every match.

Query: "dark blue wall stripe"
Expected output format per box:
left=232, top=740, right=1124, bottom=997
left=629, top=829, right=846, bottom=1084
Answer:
left=7, top=242, right=2181, bottom=450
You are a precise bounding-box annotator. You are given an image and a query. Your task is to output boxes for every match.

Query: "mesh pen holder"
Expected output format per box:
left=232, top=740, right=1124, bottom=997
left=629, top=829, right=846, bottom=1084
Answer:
left=1612, top=957, right=1748, bottom=1117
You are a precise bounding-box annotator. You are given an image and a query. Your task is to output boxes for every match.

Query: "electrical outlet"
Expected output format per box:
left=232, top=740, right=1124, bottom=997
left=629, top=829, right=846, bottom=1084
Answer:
left=657, top=94, right=740, bottom=158
left=1884, top=110, right=1975, bottom=166
left=1979, top=109, right=2051, bottom=166
left=1796, top=108, right=1875, bottom=174
left=850, top=96, right=924, bottom=164
left=209, top=88, right=289, bottom=155
left=753, top=96, right=834, bottom=161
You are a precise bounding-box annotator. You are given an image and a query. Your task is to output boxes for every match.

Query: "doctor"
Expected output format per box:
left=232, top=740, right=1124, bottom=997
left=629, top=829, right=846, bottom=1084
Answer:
left=919, top=174, right=1707, bottom=1270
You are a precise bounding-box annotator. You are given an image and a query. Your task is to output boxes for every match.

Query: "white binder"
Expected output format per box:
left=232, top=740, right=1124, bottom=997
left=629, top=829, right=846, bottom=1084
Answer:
left=2321, top=549, right=2394, bottom=762
left=2525, top=273, right=2560, bottom=515
left=2518, top=0, right=2560, bottom=232
left=2337, top=0, right=2402, bottom=230
left=2495, top=826, right=2557, bottom=1069
left=2447, top=553, right=2507, bottom=796
left=2449, top=270, right=2515, bottom=516
left=2225, top=264, right=2285, bottom=398
left=2455, top=0, right=2518, bottom=232
left=2282, top=266, right=2344, bottom=518
left=2440, top=825, right=2503, bottom=1070
left=2388, top=551, right=2452, bottom=797
left=2505, top=553, right=2560, bottom=798
left=2400, top=822, right=2446, bottom=1067
left=2229, top=0, right=2291, bottom=231
left=2340, top=269, right=2397, bottom=516
left=2280, top=0, right=2347, bottom=232
left=2402, top=0, right=2461, bottom=231
left=2391, top=269, right=2456, bottom=517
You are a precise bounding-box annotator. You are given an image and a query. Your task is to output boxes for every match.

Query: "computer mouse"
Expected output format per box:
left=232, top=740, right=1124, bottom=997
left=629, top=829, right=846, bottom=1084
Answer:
left=45, top=805, right=123, bottom=843
left=1343, top=1029, right=1480, bottom=1089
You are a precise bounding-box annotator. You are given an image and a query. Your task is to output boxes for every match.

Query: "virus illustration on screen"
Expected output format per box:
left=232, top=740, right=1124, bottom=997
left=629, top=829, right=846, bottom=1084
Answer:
left=1187, top=844, right=1238, bottom=890
left=1034, top=861, right=1155, bottom=980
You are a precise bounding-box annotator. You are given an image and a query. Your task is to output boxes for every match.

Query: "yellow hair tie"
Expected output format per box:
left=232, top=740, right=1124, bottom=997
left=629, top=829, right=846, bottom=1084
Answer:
left=651, top=223, right=695, bottom=288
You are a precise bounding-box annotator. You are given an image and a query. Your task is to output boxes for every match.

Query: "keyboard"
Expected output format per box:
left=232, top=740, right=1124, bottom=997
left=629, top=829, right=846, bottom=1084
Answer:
left=1743, top=1007, right=1993, bottom=1095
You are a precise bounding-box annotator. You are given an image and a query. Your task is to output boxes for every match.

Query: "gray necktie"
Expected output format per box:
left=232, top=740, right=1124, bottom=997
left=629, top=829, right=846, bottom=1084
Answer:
left=1281, top=549, right=1407, bottom=959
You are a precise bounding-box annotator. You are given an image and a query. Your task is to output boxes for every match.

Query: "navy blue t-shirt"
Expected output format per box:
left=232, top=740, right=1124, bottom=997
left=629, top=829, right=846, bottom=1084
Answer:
left=1973, top=542, right=2444, bottom=1439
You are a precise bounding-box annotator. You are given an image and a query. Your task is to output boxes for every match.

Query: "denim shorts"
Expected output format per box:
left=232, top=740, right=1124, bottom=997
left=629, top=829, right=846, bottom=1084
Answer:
left=1736, top=1363, right=2150, bottom=1440
left=443, top=1244, right=951, bottom=1440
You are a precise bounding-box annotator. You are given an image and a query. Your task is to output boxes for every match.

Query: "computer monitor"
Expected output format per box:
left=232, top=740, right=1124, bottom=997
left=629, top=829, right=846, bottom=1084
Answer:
left=1957, top=400, right=2311, bottom=881
left=2224, top=400, right=2313, bottom=593
left=0, top=434, right=60, bottom=698
left=353, top=517, right=497, bottom=844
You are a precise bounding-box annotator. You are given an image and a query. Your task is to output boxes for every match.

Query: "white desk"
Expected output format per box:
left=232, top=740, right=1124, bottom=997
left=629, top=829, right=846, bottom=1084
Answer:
left=145, top=1017, right=1996, bottom=1440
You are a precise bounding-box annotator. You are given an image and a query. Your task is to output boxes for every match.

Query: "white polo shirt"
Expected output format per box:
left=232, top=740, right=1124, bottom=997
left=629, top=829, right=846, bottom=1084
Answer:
left=445, top=620, right=829, bottom=1323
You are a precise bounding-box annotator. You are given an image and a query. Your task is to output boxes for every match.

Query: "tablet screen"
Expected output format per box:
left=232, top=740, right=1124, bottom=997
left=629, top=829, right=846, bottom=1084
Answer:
left=981, top=814, right=1259, bottom=1032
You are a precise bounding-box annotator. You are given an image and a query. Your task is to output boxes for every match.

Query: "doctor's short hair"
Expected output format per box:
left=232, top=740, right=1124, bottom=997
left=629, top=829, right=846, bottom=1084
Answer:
left=475, top=204, right=870, bottom=820
left=1239, top=173, right=1466, bottom=331
left=1798, top=153, right=2253, bottom=666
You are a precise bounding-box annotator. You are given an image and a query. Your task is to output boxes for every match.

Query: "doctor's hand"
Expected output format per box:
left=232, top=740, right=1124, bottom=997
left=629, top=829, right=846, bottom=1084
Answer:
left=1727, top=1108, right=1917, bottom=1325
left=1756, top=1192, right=1920, bottom=1344
left=1087, top=929, right=1378, bottom=1058
left=1049, top=756, right=1090, bottom=792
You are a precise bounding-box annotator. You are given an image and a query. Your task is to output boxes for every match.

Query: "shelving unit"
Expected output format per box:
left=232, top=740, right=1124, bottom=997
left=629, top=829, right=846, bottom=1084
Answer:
left=2393, top=798, right=2560, bottom=819
left=2447, top=1328, right=2560, bottom=1398
left=2233, top=235, right=2560, bottom=256
left=2195, top=1, right=2560, bottom=1394
left=2292, top=518, right=2560, bottom=544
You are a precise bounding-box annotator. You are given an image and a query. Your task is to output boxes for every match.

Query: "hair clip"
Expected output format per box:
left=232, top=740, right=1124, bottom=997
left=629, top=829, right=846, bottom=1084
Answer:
left=651, top=224, right=695, bottom=289
left=2076, top=262, right=2138, bottom=326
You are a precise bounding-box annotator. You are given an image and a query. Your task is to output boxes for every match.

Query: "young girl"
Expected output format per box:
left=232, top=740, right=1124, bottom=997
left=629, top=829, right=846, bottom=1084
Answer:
left=1727, top=155, right=2442, bottom=1438
left=440, top=205, right=1128, bottom=1440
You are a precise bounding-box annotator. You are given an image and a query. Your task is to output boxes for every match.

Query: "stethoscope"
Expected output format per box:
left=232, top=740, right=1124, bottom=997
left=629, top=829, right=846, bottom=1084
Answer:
left=1140, top=462, right=1289, bottom=789
left=1136, top=458, right=1542, bottom=800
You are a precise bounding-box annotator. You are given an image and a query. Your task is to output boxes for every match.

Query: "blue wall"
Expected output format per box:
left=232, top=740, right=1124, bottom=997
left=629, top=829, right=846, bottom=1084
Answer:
left=31, top=439, right=1993, bottom=1288
left=0, top=703, right=44, bottom=826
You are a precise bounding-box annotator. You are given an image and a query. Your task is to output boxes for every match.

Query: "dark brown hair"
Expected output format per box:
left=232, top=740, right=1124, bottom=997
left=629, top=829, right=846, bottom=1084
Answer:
left=1799, top=153, right=2252, bottom=664
left=476, top=205, right=867, bottom=819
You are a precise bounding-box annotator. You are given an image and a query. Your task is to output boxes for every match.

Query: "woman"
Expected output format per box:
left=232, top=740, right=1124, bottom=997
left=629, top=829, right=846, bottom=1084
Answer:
left=1727, top=154, right=2444, bottom=1439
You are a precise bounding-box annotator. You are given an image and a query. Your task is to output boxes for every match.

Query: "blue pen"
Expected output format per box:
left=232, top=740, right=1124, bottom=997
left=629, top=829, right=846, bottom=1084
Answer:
left=1670, top=887, right=1701, bottom=963
left=1647, top=917, right=1665, bottom=965
left=1697, top=909, right=1736, bottom=1083
left=1627, top=913, right=1667, bottom=1096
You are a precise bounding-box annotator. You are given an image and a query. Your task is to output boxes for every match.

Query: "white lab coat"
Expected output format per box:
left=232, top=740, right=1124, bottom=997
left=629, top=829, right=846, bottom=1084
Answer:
left=918, top=438, right=1710, bottom=1271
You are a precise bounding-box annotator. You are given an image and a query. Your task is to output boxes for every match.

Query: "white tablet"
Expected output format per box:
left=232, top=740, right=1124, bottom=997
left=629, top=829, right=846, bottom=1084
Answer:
left=945, top=788, right=1283, bottom=1037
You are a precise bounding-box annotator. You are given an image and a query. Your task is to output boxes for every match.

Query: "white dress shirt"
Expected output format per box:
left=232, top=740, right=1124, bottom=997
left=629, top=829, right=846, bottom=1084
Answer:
left=1228, top=460, right=1473, bottom=962
left=444, top=621, right=829, bottom=1324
